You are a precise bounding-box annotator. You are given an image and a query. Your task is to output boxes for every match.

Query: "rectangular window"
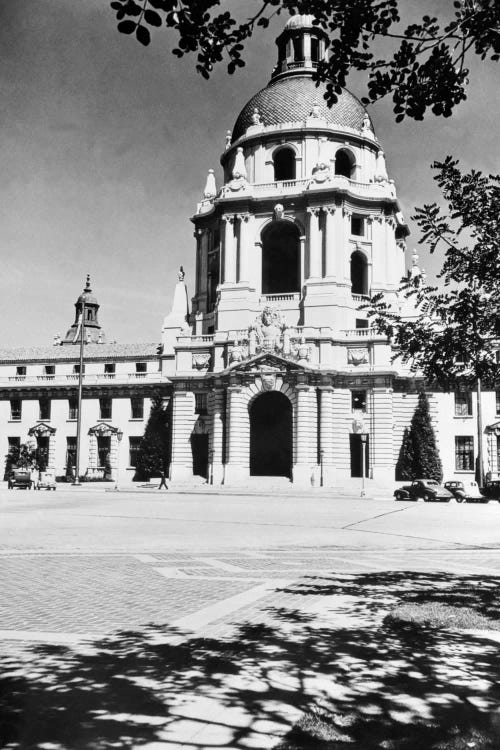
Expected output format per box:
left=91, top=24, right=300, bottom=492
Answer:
left=104, top=363, right=116, bottom=375
left=355, top=319, right=369, bottom=329
left=39, top=399, right=51, bottom=421
left=195, top=393, right=208, bottom=415
left=351, top=216, right=365, bottom=236
left=66, top=436, right=77, bottom=469
left=68, top=398, right=78, bottom=420
left=16, top=366, right=26, bottom=377
left=10, top=399, right=21, bottom=421
left=496, top=390, right=500, bottom=416
left=351, top=390, right=367, bottom=412
left=99, top=397, right=112, bottom=420
left=129, top=437, right=142, bottom=467
left=73, top=364, right=86, bottom=374
left=8, top=436, right=21, bottom=450
left=135, top=362, right=147, bottom=374
left=131, top=397, right=144, bottom=420
left=455, top=436, right=474, bottom=471
left=44, top=365, right=55, bottom=376
left=455, top=391, right=472, bottom=417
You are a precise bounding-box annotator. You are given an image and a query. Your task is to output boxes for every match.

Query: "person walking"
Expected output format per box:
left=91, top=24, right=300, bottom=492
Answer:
left=158, top=470, right=168, bottom=490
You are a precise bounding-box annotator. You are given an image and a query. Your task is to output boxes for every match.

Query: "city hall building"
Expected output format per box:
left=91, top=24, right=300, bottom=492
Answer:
left=1, top=15, right=499, bottom=488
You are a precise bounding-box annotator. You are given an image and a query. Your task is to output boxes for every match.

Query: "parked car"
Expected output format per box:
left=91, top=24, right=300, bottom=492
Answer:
left=444, top=480, right=487, bottom=503
left=35, top=471, right=57, bottom=491
left=8, top=469, right=33, bottom=490
left=394, top=479, right=453, bottom=502
left=480, top=480, right=500, bottom=502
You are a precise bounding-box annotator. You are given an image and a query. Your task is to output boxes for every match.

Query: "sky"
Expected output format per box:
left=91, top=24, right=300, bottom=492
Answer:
left=0, top=0, right=498, bottom=348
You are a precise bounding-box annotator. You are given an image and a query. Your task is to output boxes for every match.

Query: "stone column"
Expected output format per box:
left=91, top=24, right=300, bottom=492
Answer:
left=332, top=389, right=351, bottom=481
left=319, top=386, right=335, bottom=485
left=48, top=432, right=56, bottom=471
left=370, top=388, right=394, bottom=485
left=237, top=214, right=253, bottom=285
left=224, top=386, right=249, bottom=483
left=342, top=207, right=352, bottom=286
left=307, top=208, right=321, bottom=280
left=293, top=385, right=318, bottom=485
left=324, top=206, right=336, bottom=279
left=222, top=215, right=236, bottom=284
left=209, top=388, right=225, bottom=484
left=169, top=391, right=196, bottom=481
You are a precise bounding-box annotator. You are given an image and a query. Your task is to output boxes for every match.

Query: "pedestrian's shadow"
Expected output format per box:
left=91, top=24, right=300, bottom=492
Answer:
left=2, top=572, right=500, bottom=749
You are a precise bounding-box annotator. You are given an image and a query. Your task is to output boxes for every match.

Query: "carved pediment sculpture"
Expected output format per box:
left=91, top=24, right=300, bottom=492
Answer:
left=88, top=423, right=119, bottom=437
left=28, top=423, right=56, bottom=437
left=250, top=306, right=287, bottom=356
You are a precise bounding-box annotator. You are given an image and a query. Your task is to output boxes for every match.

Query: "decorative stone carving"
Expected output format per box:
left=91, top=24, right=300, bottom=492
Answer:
left=178, top=266, right=185, bottom=282
left=53, top=333, right=61, bottom=346
left=252, top=306, right=287, bottom=354
left=273, top=203, right=284, bottom=221
left=310, top=101, right=321, bottom=118
left=360, top=113, right=374, bottom=135
left=251, top=107, right=261, bottom=125
left=260, top=371, right=277, bottom=391
left=348, top=348, right=369, bottom=366
left=88, top=423, right=119, bottom=437
left=291, top=337, right=310, bottom=364
left=28, top=423, right=56, bottom=437
left=203, top=169, right=217, bottom=199
left=311, top=162, right=331, bottom=183
left=192, top=352, right=211, bottom=371
left=352, top=417, right=368, bottom=434
left=225, top=130, right=232, bottom=149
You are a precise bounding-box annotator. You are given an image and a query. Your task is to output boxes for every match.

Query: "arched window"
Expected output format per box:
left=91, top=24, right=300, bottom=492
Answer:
left=335, top=149, right=355, bottom=178
left=292, top=35, right=303, bottom=61
left=87, top=309, right=93, bottom=321
left=261, top=221, right=300, bottom=294
left=311, top=36, right=319, bottom=62
left=273, top=147, right=296, bottom=181
left=350, top=251, right=368, bottom=295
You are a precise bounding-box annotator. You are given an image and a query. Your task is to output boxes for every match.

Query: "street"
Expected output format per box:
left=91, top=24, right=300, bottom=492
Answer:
left=2, top=487, right=500, bottom=749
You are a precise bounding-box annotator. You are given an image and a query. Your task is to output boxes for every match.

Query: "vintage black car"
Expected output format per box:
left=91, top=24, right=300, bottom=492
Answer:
left=444, top=480, right=487, bottom=503
left=8, top=469, right=33, bottom=490
left=394, top=479, right=453, bottom=503
left=480, top=480, right=500, bottom=502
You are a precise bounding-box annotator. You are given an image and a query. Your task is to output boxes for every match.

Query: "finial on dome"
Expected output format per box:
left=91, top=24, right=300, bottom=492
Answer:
left=178, top=266, right=185, bottom=282
left=85, top=274, right=92, bottom=292
left=374, top=150, right=389, bottom=182
left=203, top=169, right=217, bottom=199
left=225, top=130, right=232, bottom=149
left=251, top=108, right=261, bottom=125
left=410, top=250, right=421, bottom=280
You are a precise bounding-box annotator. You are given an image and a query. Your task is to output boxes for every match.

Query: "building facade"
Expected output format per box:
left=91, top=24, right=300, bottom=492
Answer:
left=1, top=16, right=499, bottom=488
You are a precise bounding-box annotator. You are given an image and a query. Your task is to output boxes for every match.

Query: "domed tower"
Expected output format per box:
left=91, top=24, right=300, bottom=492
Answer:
left=191, top=13, right=409, bottom=334
left=61, top=275, right=105, bottom=345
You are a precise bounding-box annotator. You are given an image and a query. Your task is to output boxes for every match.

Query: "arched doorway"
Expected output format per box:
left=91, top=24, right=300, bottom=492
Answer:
left=261, top=221, right=300, bottom=294
left=249, top=392, right=292, bottom=477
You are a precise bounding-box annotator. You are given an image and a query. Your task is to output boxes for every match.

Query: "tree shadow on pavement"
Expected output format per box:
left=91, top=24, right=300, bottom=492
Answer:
left=1, top=572, right=500, bottom=749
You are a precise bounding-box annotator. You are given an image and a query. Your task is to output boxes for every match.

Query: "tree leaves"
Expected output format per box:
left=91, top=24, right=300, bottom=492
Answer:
left=109, top=1, right=499, bottom=121
left=365, top=161, right=500, bottom=389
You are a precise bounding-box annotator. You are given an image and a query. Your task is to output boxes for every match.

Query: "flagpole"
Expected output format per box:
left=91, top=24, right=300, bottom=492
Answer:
left=73, top=300, right=85, bottom=486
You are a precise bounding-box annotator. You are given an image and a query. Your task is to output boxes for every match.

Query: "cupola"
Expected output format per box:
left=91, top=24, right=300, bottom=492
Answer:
left=272, top=14, right=329, bottom=80
left=61, top=275, right=106, bottom=345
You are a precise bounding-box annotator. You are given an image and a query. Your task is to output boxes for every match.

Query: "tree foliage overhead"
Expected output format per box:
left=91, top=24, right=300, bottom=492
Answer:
left=365, top=157, right=500, bottom=389
left=110, top=0, right=499, bottom=121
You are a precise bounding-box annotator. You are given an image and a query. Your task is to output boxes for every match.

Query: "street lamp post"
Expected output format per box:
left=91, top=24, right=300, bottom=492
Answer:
left=360, top=433, right=368, bottom=497
left=73, top=300, right=86, bottom=486
left=208, top=449, right=214, bottom=485
left=320, top=449, right=325, bottom=487
left=115, top=429, right=124, bottom=491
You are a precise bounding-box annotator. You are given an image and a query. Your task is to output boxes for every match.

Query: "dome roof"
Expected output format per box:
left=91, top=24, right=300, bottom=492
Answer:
left=284, top=14, right=317, bottom=30
left=232, top=75, right=372, bottom=142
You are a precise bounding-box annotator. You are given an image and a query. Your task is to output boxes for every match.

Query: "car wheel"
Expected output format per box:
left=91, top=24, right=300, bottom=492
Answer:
left=394, top=491, right=405, bottom=501
left=423, top=492, right=432, bottom=502
left=456, top=495, right=465, bottom=503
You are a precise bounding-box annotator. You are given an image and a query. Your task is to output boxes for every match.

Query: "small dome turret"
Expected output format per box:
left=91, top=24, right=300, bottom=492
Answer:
left=61, top=275, right=106, bottom=345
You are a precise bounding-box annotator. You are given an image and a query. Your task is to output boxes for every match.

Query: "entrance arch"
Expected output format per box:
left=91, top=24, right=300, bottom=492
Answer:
left=249, top=391, right=292, bottom=477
